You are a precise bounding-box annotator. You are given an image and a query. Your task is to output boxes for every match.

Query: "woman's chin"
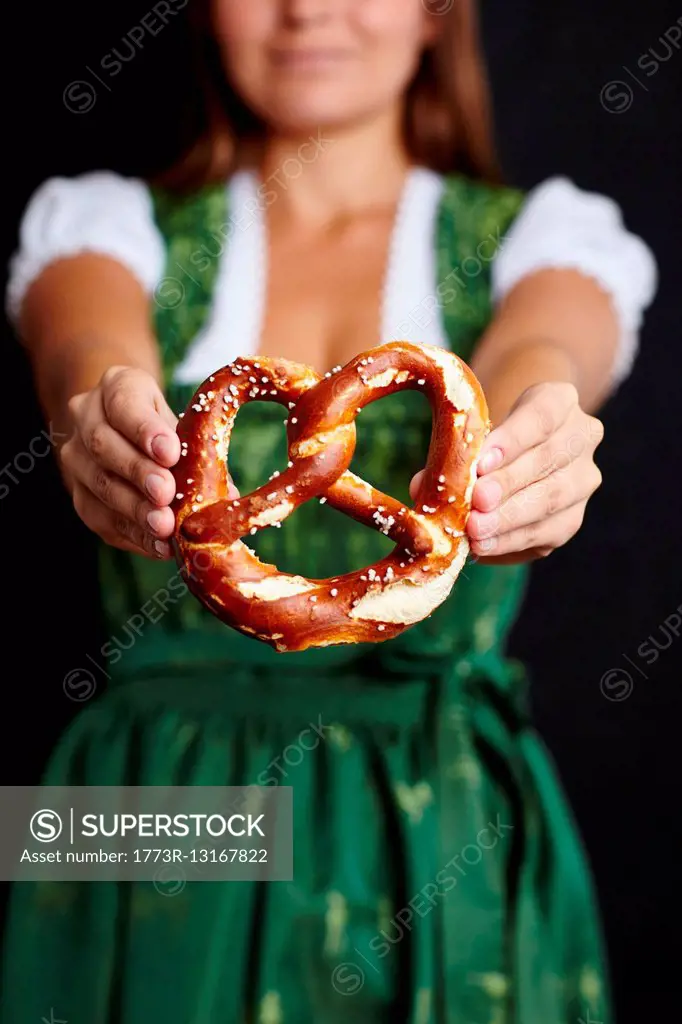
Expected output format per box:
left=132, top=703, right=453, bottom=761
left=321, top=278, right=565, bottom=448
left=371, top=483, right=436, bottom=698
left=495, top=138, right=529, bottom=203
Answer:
left=255, top=93, right=375, bottom=138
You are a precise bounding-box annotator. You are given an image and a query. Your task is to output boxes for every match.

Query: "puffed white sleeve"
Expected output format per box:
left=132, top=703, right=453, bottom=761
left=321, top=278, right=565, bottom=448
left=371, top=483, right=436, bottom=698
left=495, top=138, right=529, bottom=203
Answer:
left=5, top=170, right=167, bottom=326
left=491, top=176, right=658, bottom=388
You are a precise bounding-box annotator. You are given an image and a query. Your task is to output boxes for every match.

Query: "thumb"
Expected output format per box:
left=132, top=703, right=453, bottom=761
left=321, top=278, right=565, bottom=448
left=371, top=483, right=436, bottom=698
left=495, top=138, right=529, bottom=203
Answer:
left=152, top=386, right=182, bottom=467
left=102, top=367, right=180, bottom=468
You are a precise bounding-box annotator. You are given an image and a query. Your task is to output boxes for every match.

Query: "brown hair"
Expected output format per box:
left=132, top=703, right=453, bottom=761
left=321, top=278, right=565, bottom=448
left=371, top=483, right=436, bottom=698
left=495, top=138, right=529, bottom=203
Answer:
left=157, top=0, right=501, bottom=192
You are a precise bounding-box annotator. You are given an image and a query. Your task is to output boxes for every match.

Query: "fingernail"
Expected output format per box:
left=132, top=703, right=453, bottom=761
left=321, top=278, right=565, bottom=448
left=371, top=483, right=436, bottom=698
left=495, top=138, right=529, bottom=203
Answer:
left=478, top=448, right=503, bottom=474
left=147, top=509, right=166, bottom=535
left=477, top=537, right=497, bottom=553
left=154, top=540, right=169, bottom=558
left=474, top=511, right=501, bottom=538
left=145, top=473, right=166, bottom=503
left=151, top=434, right=174, bottom=463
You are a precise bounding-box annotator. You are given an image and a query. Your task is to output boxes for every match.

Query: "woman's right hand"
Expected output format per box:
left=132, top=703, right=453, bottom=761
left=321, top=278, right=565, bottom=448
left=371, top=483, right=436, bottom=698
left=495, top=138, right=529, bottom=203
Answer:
left=61, top=366, right=181, bottom=559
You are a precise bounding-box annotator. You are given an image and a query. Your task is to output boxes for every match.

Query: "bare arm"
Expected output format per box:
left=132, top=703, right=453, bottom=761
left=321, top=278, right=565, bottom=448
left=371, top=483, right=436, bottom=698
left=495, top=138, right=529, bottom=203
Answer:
left=19, top=253, right=163, bottom=441
left=17, top=254, right=181, bottom=559
left=465, top=268, right=616, bottom=563
left=469, top=267, right=619, bottom=425
left=410, top=268, right=620, bottom=563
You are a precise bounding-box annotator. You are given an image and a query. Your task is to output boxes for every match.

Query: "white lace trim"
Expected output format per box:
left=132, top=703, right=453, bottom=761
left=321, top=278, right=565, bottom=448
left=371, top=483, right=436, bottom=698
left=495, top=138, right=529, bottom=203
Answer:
left=379, top=167, right=448, bottom=348
left=173, top=171, right=268, bottom=385
left=175, top=166, right=449, bottom=381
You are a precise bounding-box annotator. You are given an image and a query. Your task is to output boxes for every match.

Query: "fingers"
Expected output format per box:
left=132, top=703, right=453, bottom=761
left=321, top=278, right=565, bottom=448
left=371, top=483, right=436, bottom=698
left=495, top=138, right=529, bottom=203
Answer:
left=68, top=391, right=177, bottom=506
left=467, top=387, right=604, bottom=563
left=477, top=381, right=579, bottom=476
left=63, top=434, right=176, bottom=540
left=473, top=415, right=602, bottom=513
left=72, top=482, right=171, bottom=559
left=99, top=366, right=181, bottom=467
left=155, top=386, right=181, bottom=432
left=66, top=367, right=275, bottom=554
left=473, top=407, right=603, bottom=516
left=468, top=458, right=602, bottom=546
left=64, top=368, right=181, bottom=559
left=470, top=501, right=588, bottom=561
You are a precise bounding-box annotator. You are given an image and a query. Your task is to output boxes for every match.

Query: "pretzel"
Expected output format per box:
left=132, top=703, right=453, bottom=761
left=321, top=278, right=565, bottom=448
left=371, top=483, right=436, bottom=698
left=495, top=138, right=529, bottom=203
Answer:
left=171, top=341, right=489, bottom=653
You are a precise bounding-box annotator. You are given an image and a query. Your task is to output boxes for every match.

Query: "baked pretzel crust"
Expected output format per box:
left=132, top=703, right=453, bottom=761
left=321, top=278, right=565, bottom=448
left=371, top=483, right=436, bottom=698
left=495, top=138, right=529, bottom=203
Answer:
left=171, top=341, right=489, bottom=653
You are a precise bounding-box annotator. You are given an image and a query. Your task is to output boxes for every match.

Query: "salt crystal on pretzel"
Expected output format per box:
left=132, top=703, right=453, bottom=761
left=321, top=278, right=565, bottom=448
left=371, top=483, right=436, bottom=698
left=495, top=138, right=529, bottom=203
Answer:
left=171, top=341, right=489, bottom=653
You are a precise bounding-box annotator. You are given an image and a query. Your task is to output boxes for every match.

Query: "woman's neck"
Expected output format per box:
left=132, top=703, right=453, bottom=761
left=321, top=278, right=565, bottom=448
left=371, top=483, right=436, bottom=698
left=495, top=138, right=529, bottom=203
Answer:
left=257, top=104, right=411, bottom=227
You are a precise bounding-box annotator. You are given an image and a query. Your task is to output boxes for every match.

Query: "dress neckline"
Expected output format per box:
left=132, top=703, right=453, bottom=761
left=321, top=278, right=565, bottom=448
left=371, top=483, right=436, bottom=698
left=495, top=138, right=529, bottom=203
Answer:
left=172, top=166, right=448, bottom=385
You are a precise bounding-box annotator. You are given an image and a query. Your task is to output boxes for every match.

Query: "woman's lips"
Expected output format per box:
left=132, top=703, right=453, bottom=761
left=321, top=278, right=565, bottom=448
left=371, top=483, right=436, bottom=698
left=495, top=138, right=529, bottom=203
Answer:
left=270, top=49, right=352, bottom=72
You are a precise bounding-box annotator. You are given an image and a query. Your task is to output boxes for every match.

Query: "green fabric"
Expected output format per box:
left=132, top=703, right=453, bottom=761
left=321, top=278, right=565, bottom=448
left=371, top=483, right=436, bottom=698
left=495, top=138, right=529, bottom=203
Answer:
left=0, top=174, right=610, bottom=1024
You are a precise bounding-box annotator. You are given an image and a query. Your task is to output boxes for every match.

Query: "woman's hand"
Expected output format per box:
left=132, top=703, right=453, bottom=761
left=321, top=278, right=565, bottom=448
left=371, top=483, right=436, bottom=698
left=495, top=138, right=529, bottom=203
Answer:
left=60, top=367, right=182, bottom=559
left=409, top=381, right=604, bottom=565
left=466, top=381, right=604, bottom=563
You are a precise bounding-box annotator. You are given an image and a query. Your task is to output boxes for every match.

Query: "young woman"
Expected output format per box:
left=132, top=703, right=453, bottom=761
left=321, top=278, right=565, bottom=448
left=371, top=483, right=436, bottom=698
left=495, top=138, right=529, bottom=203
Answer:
left=2, top=1, right=656, bottom=1021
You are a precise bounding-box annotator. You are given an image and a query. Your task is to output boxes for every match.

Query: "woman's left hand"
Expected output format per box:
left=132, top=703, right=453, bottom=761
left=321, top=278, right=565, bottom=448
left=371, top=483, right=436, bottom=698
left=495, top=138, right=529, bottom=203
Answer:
left=465, top=381, right=604, bottom=563
left=410, top=381, right=605, bottom=565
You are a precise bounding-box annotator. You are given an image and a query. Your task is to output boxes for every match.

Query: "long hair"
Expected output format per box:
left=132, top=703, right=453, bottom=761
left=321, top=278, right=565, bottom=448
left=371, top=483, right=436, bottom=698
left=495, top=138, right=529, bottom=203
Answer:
left=157, top=0, right=501, bottom=191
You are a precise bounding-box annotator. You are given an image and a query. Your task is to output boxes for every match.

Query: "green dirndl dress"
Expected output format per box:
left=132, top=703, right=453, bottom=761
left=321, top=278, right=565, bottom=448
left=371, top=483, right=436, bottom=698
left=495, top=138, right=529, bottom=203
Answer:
left=0, top=175, right=611, bottom=1024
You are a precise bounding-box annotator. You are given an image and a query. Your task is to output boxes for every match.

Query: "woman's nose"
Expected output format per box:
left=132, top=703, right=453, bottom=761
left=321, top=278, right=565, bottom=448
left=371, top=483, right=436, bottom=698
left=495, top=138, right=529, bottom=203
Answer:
left=282, top=0, right=332, bottom=28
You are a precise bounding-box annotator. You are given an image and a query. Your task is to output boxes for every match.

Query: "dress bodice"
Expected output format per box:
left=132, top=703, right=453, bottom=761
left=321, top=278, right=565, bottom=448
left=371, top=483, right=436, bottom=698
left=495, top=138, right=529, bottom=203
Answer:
left=98, top=172, right=530, bottom=683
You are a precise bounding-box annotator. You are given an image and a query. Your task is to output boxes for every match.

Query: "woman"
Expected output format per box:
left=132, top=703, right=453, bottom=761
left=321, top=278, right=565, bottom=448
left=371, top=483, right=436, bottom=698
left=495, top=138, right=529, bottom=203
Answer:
left=2, top=1, right=656, bottom=1022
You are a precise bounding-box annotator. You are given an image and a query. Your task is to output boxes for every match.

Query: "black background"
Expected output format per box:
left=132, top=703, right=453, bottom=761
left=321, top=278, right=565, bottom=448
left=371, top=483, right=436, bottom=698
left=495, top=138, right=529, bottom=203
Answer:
left=1, top=2, right=680, bottom=1021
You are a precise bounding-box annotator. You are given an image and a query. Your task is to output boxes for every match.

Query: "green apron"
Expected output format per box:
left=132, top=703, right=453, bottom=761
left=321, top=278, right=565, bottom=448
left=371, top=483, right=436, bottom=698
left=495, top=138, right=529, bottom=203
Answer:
left=0, top=174, right=611, bottom=1024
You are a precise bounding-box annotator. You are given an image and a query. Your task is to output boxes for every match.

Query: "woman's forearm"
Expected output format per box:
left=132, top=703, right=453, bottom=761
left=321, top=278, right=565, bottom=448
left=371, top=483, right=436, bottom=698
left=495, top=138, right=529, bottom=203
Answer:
left=17, top=254, right=162, bottom=453
left=470, top=267, right=620, bottom=425
left=471, top=340, right=580, bottom=426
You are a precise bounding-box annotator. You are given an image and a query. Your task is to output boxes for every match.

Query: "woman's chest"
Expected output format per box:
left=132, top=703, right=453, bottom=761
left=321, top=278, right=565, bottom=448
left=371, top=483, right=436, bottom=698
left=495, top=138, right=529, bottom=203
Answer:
left=257, top=216, right=394, bottom=373
left=168, top=169, right=454, bottom=388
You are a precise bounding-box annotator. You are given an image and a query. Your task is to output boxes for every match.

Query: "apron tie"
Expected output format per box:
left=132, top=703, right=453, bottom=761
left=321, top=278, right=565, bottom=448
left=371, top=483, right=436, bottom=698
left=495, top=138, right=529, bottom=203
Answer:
left=434, top=650, right=532, bottom=1023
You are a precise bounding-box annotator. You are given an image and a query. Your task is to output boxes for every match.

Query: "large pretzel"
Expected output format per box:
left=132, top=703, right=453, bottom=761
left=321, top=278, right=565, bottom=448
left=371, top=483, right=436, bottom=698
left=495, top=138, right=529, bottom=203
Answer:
left=171, top=341, right=489, bottom=653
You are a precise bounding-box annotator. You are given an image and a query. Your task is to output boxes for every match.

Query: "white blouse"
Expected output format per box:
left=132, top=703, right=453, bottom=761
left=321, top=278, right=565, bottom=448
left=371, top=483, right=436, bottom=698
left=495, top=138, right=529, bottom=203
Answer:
left=5, top=168, right=658, bottom=391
